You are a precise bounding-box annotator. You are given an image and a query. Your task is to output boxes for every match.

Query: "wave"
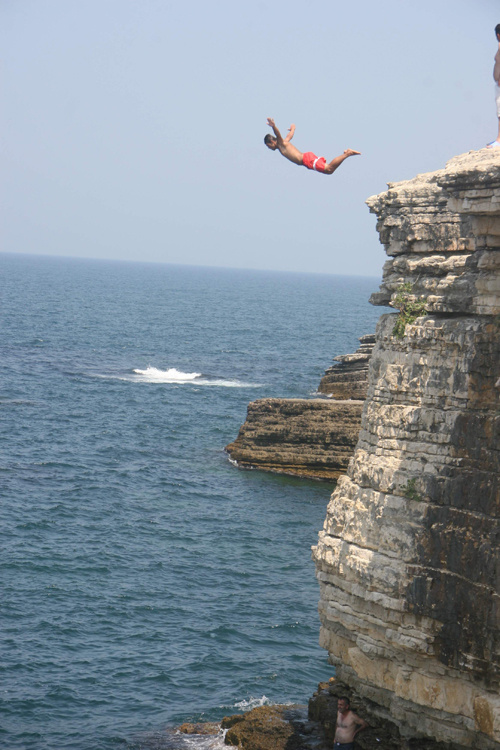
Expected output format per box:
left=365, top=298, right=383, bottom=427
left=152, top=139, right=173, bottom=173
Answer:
left=133, top=367, right=202, bottom=383
left=129, top=367, right=262, bottom=388
left=231, top=696, right=271, bottom=711
left=131, top=728, right=226, bottom=749
left=89, top=366, right=262, bottom=388
left=0, top=398, right=40, bottom=406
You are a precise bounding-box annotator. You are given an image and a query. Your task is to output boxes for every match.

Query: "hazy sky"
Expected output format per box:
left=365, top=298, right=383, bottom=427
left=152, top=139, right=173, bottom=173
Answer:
left=2, top=0, right=499, bottom=276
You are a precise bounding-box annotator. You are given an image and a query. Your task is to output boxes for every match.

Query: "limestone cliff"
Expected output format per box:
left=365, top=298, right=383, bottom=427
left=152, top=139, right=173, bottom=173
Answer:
left=312, top=149, right=500, bottom=748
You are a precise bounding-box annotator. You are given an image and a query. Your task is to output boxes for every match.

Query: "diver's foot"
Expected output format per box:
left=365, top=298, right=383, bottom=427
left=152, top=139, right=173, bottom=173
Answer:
left=486, top=140, right=500, bottom=148
left=344, top=149, right=361, bottom=156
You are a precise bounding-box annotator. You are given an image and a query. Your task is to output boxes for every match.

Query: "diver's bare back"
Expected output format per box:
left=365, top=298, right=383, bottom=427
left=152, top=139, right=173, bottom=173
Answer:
left=278, top=140, right=303, bottom=165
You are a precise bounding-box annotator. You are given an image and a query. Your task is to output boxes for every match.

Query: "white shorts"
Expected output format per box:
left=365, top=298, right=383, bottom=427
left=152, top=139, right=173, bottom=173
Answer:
left=496, top=84, right=500, bottom=118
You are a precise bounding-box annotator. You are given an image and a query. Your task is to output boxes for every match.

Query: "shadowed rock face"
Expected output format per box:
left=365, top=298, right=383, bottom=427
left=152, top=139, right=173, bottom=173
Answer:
left=313, top=150, right=500, bottom=749
left=225, top=397, right=363, bottom=481
left=308, top=680, right=454, bottom=750
left=318, top=334, right=376, bottom=399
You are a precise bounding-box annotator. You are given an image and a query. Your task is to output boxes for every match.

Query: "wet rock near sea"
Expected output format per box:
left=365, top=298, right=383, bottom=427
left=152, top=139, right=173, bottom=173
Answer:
left=222, top=705, right=321, bottom=750
left=178, top=722, right=221, bottom=735
left=174, top=706, right=324, bottom=750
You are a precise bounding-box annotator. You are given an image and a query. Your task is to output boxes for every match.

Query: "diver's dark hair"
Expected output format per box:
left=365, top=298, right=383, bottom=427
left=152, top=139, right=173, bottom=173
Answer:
left=495, top=23, right=500, bottom=37
left=338, top=696, right=351, bottom=706
left=264, top=133, right=275, bottom=146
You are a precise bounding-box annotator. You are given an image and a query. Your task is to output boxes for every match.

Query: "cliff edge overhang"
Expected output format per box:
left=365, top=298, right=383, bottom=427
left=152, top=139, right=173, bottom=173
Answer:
left=313, top=149, right=500, bottom=749
left=367, top=149, right=500, bottom=316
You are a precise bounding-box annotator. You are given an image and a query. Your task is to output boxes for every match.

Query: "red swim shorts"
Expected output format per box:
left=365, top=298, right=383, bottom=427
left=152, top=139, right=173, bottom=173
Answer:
left=302, top=151, right=327, bottom=172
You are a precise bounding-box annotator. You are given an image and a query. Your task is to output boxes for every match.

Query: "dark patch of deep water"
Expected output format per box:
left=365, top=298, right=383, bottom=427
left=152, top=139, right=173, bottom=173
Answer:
left=0, top=254, right=381, bottom=749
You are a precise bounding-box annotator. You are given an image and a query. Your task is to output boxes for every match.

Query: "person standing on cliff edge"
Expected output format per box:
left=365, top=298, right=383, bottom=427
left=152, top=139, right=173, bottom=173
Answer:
left=486, top=23, right=500, bottom=148
left=264, top=118, right=360, bottom=174
left=333, top=696, right=368, bottom=750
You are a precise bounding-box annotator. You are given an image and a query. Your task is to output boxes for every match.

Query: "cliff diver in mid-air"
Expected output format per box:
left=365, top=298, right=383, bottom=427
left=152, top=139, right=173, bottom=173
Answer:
left=264, top=118, right=360, bottom=174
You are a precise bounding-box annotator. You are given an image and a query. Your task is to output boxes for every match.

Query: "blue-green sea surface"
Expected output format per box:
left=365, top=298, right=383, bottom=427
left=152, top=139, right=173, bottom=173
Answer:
left=0, top=254, right=382, bottom=749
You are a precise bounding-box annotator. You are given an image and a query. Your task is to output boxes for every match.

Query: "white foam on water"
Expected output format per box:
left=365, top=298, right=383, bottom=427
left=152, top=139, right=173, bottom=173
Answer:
left=170, top=730, right=226, bottom=749
left=130, top=367, right=262, bottom=388
left=90, top=367, right=262, bottom=388
left=200, top=377, right=261, bottom=388
left=133, top=728, right=226, bottom=749
left=133, top=367, right=202, bottom=383
left=232, top=695, right=271, bottom=712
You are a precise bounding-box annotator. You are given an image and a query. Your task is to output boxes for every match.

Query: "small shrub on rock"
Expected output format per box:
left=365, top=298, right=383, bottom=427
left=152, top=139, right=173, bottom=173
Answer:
left=391, top=282, right=428, bottom=339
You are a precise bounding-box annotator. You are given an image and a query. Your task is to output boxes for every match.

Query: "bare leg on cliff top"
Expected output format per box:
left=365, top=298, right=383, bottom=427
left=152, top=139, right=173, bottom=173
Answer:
left=487, top=24, right=500, bottom=147
left=264, top=118, right=360, bottom=174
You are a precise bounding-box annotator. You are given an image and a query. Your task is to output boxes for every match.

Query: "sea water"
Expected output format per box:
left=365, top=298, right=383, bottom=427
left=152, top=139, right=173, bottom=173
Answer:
left=0, top=254, right=381, bottom=749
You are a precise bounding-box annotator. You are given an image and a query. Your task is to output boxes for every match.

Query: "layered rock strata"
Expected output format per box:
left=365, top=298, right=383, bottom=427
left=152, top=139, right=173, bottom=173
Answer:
left=318, top=334, right=376, bottom=399
left=313, top=149, right=500, bottom=748
left=225, top=336, right=375, bottom=481
left=225, top=398, right=363, bottom=481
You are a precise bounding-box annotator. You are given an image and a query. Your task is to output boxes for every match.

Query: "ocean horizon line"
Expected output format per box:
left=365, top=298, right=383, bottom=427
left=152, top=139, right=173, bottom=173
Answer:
left=0, top=250, right=381, bottom=282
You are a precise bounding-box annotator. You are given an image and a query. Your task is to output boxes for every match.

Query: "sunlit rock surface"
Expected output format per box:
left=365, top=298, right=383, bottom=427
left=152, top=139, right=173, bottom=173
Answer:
left=221, top=705, right=317, bottom=750
left=313, top=149, right=500, bottom=749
